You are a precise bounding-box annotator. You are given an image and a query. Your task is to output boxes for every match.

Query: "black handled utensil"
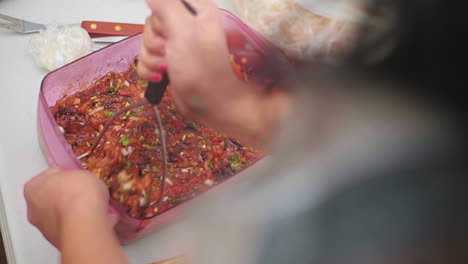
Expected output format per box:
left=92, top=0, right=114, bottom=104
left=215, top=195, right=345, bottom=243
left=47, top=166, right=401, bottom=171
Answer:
left=77, top=0, right=197, bottom=211
left=142, top=0, right=197, bottom=207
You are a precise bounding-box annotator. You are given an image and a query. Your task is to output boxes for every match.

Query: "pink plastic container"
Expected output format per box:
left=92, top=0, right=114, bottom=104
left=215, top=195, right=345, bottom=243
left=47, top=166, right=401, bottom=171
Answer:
left=37, top=10, right=291, bottom=244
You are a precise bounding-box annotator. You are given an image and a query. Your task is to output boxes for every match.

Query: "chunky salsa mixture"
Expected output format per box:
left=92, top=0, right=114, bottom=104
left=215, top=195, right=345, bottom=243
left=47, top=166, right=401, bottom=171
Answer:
left=51, top=60, right=262, bottom=218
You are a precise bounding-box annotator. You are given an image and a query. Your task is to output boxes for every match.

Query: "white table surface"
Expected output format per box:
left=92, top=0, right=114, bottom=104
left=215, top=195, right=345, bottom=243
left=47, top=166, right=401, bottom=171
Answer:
left=0, top=0, right=234, bottom=263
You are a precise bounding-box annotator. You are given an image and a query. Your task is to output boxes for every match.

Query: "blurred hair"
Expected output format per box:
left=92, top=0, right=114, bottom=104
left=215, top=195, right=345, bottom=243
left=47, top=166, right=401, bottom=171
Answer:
left=346, top=0, right=467, bottom=116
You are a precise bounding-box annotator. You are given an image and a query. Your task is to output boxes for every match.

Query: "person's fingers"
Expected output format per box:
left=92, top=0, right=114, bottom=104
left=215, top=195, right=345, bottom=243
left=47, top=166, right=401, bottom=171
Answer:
left=78, top=171, right=109, bottom=195
left=146, top=0, right=187, bottom=19
left=25, top=187, right=36, bottom=225
left=145, top=0, right=195, bottom=37
left=136, top=61, right=153, bottom=81
left=181, top=0, right=218, bottom=16
left=64, top=170, right=109, bottom=199
left=36, top=167, right=62, bottom=178
left=24, top=167, right=61, bottom=198
left=24, top=169, right=56, bottom=226
left=107, top=207, right=120, bottom=227
left=147, top=16, right=165, bottom=37
left=138, top=46, right=166, bottom=79
left=138, top=16, right=167, bottom=81
left=143, top=16, right=166, bottom=55
left=143, top=27, right=165, bottom=55
left=169, top=86, right=193, bottom=119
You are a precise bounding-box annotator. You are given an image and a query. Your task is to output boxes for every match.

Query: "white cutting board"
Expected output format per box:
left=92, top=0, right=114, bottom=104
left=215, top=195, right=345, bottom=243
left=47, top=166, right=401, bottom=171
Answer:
left=0, top=0, right=234, bottom=264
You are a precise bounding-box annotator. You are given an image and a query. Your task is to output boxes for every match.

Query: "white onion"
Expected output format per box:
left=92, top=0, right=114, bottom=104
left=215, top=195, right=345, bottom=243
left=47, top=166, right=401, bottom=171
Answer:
left=165, top=178, right=174, bottom=186
left=88, top=106, right=104, bottom=116
left=204, top=179, right=214, bottom=186
left=29, top=25, right=92, bottom=71
left=121, top=181, right=133, bottom=191
left=57, top=126, right=65, bottom=134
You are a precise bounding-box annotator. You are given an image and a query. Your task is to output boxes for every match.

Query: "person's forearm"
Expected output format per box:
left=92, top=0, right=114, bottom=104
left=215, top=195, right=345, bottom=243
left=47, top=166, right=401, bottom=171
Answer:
left=60, top=209, right=127, bottom=264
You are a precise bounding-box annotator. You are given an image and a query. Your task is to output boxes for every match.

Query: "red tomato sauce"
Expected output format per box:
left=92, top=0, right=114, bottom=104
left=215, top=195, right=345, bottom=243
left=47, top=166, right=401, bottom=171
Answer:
left=50, top=60, right=263, bottom=218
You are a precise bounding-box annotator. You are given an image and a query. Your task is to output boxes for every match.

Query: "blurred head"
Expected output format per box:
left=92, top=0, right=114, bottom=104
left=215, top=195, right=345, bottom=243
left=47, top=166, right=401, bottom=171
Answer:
left=270, top=0, right=466, bottom=158
left=346, top=0, right=467, bottom=117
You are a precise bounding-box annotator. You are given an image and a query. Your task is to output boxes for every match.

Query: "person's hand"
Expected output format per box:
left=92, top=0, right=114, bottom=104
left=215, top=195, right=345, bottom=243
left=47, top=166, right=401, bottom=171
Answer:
left=24, top=167, right=112, bottom=249
left=138, top=0, right=291, bottom=148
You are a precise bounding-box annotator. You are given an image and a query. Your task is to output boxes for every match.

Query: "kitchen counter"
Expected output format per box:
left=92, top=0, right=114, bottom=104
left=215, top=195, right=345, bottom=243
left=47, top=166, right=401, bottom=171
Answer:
left=0, top=0, right=234, bottom=263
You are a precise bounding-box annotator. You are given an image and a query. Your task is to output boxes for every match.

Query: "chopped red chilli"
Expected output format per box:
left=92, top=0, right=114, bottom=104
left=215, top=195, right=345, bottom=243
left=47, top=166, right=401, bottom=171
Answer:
left=50, top=60, right=263, bottom=218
